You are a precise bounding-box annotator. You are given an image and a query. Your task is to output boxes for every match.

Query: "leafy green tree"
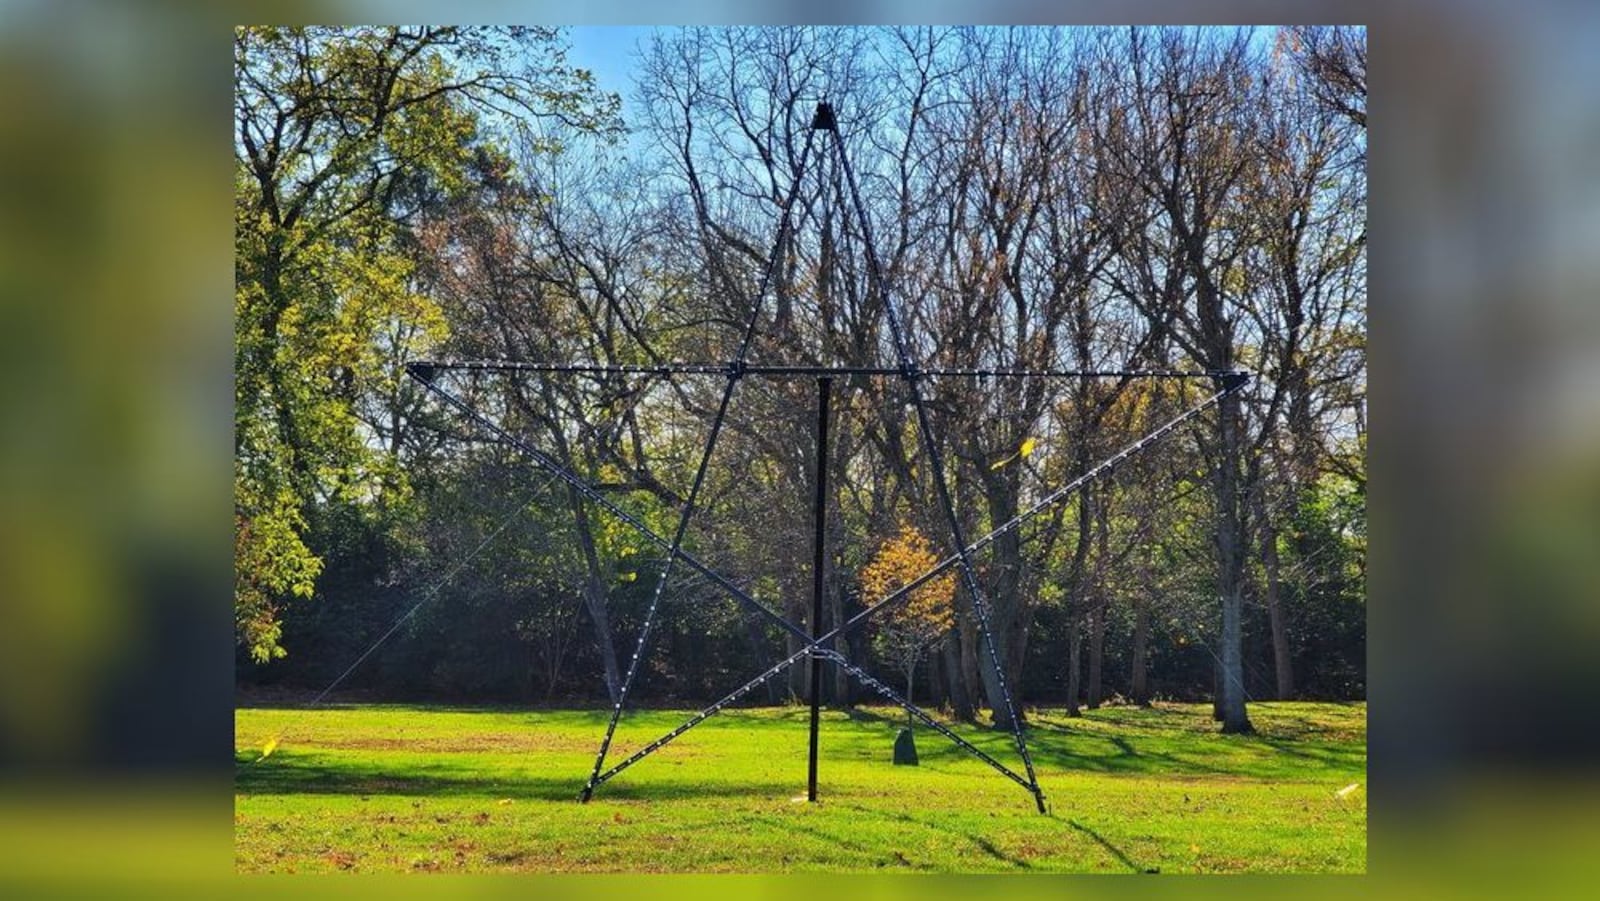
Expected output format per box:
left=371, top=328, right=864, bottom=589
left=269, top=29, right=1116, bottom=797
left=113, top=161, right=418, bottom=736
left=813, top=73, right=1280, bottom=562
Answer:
left=233, top=26, right=618, bottom=662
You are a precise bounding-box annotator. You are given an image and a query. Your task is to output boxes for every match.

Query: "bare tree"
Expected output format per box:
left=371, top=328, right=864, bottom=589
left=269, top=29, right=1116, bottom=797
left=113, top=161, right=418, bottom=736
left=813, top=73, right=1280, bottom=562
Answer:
left=1285, top=26, right=1367, bottom=131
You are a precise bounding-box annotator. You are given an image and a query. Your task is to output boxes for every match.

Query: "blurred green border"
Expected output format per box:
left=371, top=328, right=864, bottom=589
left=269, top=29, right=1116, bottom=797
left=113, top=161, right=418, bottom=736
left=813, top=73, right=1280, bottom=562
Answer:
left=3, top=0, right=1599, bottom=895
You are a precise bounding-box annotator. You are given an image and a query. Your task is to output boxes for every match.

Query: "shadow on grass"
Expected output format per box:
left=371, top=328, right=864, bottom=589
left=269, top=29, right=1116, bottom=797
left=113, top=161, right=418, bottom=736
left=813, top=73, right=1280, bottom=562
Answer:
left=236, top=751, right=803, bottom=803
left=777, top=816, right=941, bottom=871
left=836, top=803, right=1033, bottom=870
left=237, top=703, right=1366, bottom=799
left=1022, top=710, right=1364, bottom=780
left=237, top=704, right=658, bottom=727
left=895, top=718, right=1224, bottom=780
left=1068, top=819, right=1154, bottom=874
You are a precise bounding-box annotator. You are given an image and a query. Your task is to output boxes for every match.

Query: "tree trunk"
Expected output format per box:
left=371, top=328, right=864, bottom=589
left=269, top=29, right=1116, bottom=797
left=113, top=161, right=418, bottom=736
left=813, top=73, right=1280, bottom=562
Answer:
left=744, top=612, right=781, bottom=704
left=830, top=567, right=850, bottom=706
left=1088, top=492, right=1112, bottom=709
left=1065, top=613, right=1083, bottom=717
left=1063, top=489, right=1095, bottom=718
left=1216, top=388, right=1254, bottom=733
left=529, top=641, right=541, bottom=703
left=1087, top=601, right=1106, bottom=709
left=959, top=608, right=982, bottom=721
left=976, top=472, right=1025, bottom=731
left=1008, top=598, right=1034, bottom=714
left=974, top=628, right=1014, bottom=730
left=785, top=538, right=808, bottom=700
left=570, top=487, right=621, bottom=705
left=905, top=664, right=915, bottom=729
left=786, top=627, right=807, bottom=701
left=1213, top=659, right=1225, bottom=720
left=942, top=635, right=973, bottom=721
left=1262, top=517, right=1295, bottom=700
left=1130, top=596, right=1151, bottom=706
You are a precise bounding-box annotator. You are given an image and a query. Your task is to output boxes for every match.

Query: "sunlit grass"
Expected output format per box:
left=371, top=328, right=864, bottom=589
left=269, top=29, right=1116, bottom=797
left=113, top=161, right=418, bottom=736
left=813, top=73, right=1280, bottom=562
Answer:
left=235, top=701, right=1365, bottom=873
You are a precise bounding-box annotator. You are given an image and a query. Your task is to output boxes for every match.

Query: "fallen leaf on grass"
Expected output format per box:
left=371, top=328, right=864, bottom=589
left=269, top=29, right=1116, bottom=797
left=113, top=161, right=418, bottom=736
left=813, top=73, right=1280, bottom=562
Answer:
left=1334, top=782, right=1361, bottom=799
left=323, top=851, right=356, bottom=870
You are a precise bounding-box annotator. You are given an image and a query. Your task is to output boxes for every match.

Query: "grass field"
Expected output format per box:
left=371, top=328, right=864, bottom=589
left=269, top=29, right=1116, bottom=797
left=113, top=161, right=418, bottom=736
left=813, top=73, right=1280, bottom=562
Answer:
left=234, top=700, right=1365, bottom=874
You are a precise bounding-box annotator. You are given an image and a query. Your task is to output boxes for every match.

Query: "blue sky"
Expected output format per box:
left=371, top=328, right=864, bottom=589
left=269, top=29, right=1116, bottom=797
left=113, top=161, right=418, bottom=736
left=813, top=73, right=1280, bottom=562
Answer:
left=565, top=27, right=658, bottom=158
left=566, top=27, right=654, bottom=105
left=557, top=26, right=1299, bottom=164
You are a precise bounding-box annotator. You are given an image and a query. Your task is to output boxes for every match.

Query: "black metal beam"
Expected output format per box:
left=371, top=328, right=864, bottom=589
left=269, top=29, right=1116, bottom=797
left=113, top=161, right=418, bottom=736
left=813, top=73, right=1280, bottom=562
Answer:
left=568, top=126, right=822, bottom=805
left=406, top=359, right=1244, bottom=381
left=590, top=649, right=1040, bottom=797
left=807, top=377, right=831, bottom=803
left=811, top=101, right=837, bottom=132
left=602, top=379, right=1236, bottom=798
left=400, top=96, right=1263, bottom=815
left=826, top=108, right=1050, bottom=814
left=580, top=382, right=1241, bottom=796
left=411, top=358, right=1240, bottom=801
left=409, top=374, right=814, bottom=652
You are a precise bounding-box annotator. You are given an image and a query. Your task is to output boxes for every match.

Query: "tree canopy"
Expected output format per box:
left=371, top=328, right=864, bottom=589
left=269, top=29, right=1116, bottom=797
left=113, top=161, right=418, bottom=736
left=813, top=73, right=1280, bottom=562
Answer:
left=235, top=27, right=1365, bottom=726
left=234, top=26, right=619, bottom=661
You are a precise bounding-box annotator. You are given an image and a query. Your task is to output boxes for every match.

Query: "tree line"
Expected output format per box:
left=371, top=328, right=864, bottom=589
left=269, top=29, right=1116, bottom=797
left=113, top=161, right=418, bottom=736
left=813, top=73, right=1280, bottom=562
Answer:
left=235, top=26, right=1366, bottom=732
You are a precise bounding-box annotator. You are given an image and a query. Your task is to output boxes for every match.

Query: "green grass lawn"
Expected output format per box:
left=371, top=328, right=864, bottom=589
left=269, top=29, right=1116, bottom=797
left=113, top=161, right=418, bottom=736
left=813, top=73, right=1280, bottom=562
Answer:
left=234, top=700, right=1365, bottom=874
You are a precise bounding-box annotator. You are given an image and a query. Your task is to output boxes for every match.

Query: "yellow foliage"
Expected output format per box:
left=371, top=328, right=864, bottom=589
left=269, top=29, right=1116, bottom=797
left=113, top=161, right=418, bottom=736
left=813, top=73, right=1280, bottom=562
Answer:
left=860, top=524, right=956, bottom=645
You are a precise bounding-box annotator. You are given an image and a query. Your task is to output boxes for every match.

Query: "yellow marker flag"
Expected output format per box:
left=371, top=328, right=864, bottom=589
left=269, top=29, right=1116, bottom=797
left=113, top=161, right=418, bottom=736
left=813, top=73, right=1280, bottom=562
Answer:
left=990, top=438, right=1038, bottom=471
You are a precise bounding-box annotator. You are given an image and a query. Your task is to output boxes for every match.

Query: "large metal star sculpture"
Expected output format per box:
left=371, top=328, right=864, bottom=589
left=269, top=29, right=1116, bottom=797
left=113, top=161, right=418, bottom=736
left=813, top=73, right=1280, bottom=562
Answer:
left=407, top=103, right=1248, bottom=814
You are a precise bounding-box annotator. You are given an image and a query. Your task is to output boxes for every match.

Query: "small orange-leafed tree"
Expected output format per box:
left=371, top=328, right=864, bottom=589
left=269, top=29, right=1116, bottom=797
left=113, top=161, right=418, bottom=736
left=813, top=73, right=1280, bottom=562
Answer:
left=860, top=523, right=957, bottom=728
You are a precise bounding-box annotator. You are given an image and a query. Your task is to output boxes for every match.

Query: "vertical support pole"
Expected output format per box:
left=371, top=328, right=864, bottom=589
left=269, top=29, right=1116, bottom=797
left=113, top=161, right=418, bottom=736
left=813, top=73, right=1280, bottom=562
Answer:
left=808, top=376, right=832, bottom=803
left=809, top=105, right=838, bottom=806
